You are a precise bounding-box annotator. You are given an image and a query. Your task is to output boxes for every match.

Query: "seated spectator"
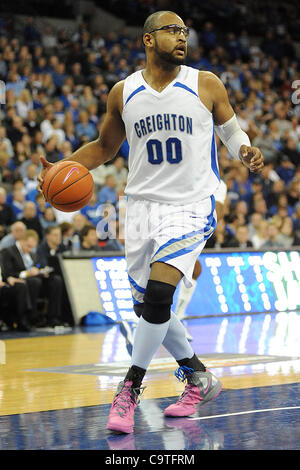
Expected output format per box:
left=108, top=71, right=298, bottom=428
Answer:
left=0, top=221, right=26, bottom=250
left=0, top=125, right=14, bottom=157
left=261, top=222, right=284, bottom=248
left=0, top=187, right=16, bottom=239
left=80, top=225, right=102, bottom=251
left=1, top=229, right=64, bottom=327
left=23, top=163, right=39, bottom=195
left=277, top=216, right=300, bottom=248
left=20, top=201, right=43, bottom=240
left=64, top=123, right=79, bottom=151
left=19, top=151, right=43, bottom=180
left=75, top=110, right=97, bottom=141
left=80, top=191, right=102, bottom=226
left=72, top=213, right=88, bottom=236
left=15, top=88, right=33, bottom=119
left=0, top=147, right=13, bottom=183
left=40, top=206, right=57, bottom=231
left=44, top=135, right=61, bottom=163
left=269, top=193, right=295, bottom=217
left=251, top=220, right=269, bottom=248
left=106, top=156, right=128, bottom=191
left=287, top=180, right=300, bottom=208
left=0, top=253, right=32, bottom=331
left=98, top=174, right=117, bottom=208
left=248, top=212, right=263, bottom=239
left=79, top=86, right=98, bottom=110
left=276, top=155, right=295, bottom=185
left=43, top=118, right=66, bottom=145
left=225, top=225, right=253, bottom=248
left=36, top=225, right=65, bottom=267
left=59, top=222, right=74, bottom=251
left=234, top=200, right=249, bottom=224
left=11, top=188, right=26, bottom=219
left=35, top=192, right=48, bottom=218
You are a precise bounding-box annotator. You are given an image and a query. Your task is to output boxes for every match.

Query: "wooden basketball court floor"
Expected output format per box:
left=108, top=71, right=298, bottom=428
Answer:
left=0, top=311, right=300, bottom=451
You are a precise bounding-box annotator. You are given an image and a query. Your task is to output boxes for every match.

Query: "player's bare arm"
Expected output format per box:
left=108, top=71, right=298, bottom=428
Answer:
left=38, top=81, right=125, bottom=190
left=198, top=71, right=264, bottom=173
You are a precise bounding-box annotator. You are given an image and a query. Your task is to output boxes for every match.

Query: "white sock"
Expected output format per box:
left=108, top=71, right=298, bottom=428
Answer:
left=174, top=278, right=197, bottom=320
left=131, top=316, right=170, bottom=370
left=162, top=311, right=194, bottom=360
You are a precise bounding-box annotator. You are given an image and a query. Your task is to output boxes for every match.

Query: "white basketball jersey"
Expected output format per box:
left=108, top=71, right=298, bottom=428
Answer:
left=122, top=65, right=220, bottom=204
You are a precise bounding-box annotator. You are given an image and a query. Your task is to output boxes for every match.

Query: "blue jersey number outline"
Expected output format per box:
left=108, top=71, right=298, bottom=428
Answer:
left=147, top=137, right=182, bottom=165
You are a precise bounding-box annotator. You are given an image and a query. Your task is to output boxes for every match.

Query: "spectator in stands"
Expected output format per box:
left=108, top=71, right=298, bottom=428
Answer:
left=251, top=219, right=269, bottom=249
left=106, top=156, right=128, bottom=191
left=0, top=253, right=32, bottom=331
left=0, top=125, right=14, bottom=158
left=261, top=222, right=283, bottom=248
left=0, top=187, right=16, bottom=239
left=40, top=207, right=57, bottom=231
left=247, top=212, right=263, bottom=239
left=80, top=225, right=102, bottom=251
left=1, top=229, right=64, bottom=327
left=277, top=216, right=300, bottom=247
left=44, top=136, right=61, bottom=163
left=225, top=225, right=253, bottom=248
left=16, top=89, right=33, bottom=119
left=59, top=222, right=74, bottom=251
left=23, top=163, right=39, bottom=195
left=0, top=220, right=26, bottom=250
left=75, top=110, right=97, bottom=141
left=11, top=188, right=26, bottom=219
left=72, top=213, right=88, bottom=236
left=276, top=154, right=296, bottom=185
left=98, top=174, right=117, bottom=208
left=20, top=201, right=43, bottom=240
left=80, top=190, right=102, bottom=227
left=269, top=193, right=295, bottom=218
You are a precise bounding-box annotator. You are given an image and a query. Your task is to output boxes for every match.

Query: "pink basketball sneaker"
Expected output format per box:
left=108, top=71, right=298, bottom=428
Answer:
left=106, top=380, right=145, bottom=434
left=164, top=366, right=222, bottom=417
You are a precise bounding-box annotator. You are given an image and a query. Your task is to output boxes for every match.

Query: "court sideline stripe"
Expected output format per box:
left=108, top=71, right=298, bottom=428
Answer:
left=189, top=405, right=300, bottom=421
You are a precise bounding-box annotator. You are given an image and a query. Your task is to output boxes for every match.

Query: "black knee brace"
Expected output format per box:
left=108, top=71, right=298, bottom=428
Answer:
left=142, top=280, right=176, bottom=324
left=133, top=303, right=143, bottom=318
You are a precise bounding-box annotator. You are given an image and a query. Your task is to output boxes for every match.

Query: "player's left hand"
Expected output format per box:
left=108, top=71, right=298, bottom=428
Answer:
left=239, top=145, right=264, bottom=173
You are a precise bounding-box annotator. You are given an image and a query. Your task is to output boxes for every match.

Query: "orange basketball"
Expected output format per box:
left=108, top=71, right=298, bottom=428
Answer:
left=42, top=160, right=94, bottom=212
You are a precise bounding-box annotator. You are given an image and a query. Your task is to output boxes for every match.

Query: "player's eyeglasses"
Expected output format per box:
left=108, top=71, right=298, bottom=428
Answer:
left=148, top=24, right=190, bottom=38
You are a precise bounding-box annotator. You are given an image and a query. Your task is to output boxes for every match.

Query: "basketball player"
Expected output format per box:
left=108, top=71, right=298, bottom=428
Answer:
left=120, top=178, right=227, bottom=348
left=38, top=11, right=264, bottom=434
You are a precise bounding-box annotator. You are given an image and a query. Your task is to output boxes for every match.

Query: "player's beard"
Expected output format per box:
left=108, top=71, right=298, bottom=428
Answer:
left=154, top=42, right=186, bottom=66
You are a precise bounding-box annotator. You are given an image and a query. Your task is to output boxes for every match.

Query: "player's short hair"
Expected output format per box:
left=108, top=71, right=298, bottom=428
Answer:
left=142, top=11, right=176, bottom=36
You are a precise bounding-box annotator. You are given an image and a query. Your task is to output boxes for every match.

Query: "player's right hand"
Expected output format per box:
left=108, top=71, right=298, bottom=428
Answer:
left=37, top=156, right=53, bottom=195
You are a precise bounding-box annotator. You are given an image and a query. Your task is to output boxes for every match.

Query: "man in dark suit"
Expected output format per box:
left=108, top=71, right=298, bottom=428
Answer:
left=1, top=229, right=64, bottom=327
left=36, top=225, right=73, bottom=325
left=0, top=252, right=32, bottom=331
left=226, top=225, right=254, bottom=249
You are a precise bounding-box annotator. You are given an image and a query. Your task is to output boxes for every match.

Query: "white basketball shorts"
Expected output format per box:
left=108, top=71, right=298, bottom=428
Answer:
left=125, top=194, right=217, bottom=307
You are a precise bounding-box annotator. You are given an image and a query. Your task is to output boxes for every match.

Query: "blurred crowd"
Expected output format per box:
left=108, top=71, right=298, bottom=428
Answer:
left=0, top=6, right=300, bottom=329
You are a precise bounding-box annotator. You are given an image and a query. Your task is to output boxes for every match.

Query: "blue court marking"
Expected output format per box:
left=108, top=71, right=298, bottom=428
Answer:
left=1, top=384, right=299, bottom=450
